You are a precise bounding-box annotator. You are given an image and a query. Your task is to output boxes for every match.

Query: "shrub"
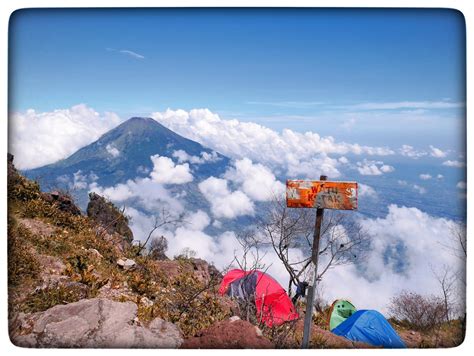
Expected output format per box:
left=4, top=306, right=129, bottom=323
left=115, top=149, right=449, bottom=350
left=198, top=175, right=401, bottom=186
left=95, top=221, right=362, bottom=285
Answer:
left=8, top=216, right=40, bottom=287
left=21, top=282, right=90, bottom=313
left=136, top=270, right=229, bottom=337
left=148, top=236, right=168, bottom=260
left=65, top=253, right=109, bottom=291
left=388, top=290, right=447, bottom=331
left=8, top=173, right=41, bottom=202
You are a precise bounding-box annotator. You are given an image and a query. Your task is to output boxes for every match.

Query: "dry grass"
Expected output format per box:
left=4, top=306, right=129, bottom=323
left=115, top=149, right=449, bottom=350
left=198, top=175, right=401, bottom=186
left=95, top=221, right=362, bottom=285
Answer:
left=8, top=168, right=231, bottom=338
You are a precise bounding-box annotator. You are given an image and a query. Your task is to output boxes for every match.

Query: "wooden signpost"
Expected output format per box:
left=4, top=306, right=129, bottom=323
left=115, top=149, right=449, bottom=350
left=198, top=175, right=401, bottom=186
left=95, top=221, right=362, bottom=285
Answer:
left=286, top=176, right=358, bottom=348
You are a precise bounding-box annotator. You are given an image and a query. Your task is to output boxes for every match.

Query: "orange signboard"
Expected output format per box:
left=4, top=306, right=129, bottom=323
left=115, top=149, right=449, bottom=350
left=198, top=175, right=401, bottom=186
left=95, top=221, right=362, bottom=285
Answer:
left=286, top=180, right=358, bottom=210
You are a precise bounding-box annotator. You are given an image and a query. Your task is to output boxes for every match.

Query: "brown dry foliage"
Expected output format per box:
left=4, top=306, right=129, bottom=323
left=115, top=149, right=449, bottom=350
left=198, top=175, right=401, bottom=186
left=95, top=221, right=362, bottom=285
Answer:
left=388, top=290, right=447, bottom=331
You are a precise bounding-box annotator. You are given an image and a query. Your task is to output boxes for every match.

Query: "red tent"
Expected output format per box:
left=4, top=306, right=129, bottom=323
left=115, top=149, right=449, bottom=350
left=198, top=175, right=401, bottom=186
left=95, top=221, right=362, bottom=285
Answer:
left=219, top=269, right=299, bottom=327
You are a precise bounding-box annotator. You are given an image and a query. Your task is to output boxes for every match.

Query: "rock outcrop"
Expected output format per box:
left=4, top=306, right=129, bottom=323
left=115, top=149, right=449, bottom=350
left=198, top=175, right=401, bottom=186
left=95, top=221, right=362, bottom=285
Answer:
left=87, top=192, right=133, bottom=242
left=155, top=258, right=222, bottom=285
left=181, top=318, right=274, bottom=349
left=41, top=191, right=82, bottom=216
left=7, top=153, right=18, bottom=184
left=10, top=298, right=183, bottom=348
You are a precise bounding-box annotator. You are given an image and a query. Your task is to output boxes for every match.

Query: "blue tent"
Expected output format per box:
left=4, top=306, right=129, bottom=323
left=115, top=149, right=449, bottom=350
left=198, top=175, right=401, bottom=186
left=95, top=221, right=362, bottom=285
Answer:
left=332, top=310, right=406, bottom=348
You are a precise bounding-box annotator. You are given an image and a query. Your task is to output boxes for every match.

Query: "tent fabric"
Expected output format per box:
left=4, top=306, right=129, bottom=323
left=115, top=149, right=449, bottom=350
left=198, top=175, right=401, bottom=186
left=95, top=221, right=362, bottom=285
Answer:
left=328, top=299, right=357, bottom=331
left=227, top=271, right=258, bottom=299
left=219, top=269, right=299, bottom=327
left=332, top=310, right=406, bottom=348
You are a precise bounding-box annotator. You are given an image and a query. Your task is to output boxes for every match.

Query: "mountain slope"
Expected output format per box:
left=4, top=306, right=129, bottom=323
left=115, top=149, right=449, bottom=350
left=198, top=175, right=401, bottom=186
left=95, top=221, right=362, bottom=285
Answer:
left=24, top=117, right=231, bottom=211
left=26, top=117, right=229, bottom=188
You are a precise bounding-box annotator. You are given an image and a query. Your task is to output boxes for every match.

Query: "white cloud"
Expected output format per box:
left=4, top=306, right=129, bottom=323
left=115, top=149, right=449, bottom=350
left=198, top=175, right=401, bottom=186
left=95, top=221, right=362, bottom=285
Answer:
left=246, top=101, right=324, bottom=108
left=73, top=170, right=97, bottom=190
left=151, top=108, right=394, bottom=178
left=380, top=164, right=395, bottom=173
left=187, top=210, right=211, bottom=231
left=359, top=183, right=377, bottom=199
left=198, top=177, right=254, bottom=219
left=287, top=155, right=342, bottom=179
left=223, top=158, right=285, bottom=201
left=149, top=155, right=193, bottom=184
left=90, top=177, right=184, bottom=213
left=107, top=48, right=145, bottom=60
left=419, top=174, right=432, bottom=180
left=124, top=198, right=464, bottom=317
left=88, top=155, right=186, bottom=213
left=55, top=170, right=98, bottom=191
left=119, top=49, right=145, bottom=59
left=10, top=104, right=122, bottom=169
left=338, top=156, right=349, bottom=164
left=437, top=174, right=444, bottom=180
left=429, top=145, right=447, bottom=158
left=347, top=101, right=464, bottom=110
left=106, top=144, right=120, bottom=158
left=456, top=181, right=467, bottom=190
left=398, top=180, right=428, bottom=195
left=322, top=205, right=464, bottom=314
left=124, top=208, right=245, bottom=269
left=442, top=160, right=466, bottom=168
left=413, top=184, right=427, bottom=195
left=356, top=159, right=394, bottom=176
left=399, top=145, right=427, bottom=159
left=172, top=149, right=221, bottom=165
left=400, top=144, right=448, bottom=160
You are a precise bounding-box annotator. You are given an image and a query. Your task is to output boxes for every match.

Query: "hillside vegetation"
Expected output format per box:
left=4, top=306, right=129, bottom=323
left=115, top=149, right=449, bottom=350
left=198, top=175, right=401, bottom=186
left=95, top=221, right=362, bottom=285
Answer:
left=7, top=154, right=464, bottom=348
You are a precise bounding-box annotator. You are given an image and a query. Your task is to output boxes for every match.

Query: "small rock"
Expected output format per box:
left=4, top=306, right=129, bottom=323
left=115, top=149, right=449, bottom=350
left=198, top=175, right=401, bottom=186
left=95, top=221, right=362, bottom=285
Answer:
left=229, top=316, right=241, bottom=323
left=141, top=297, right=153, bottom=308
left=117, top=258, right=136, bottom=271
left=88, top=248, right=103, bottom=259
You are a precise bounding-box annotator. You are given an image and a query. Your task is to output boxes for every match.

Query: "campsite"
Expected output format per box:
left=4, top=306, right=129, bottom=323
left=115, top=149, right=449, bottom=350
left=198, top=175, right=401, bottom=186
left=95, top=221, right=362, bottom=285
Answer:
left=8, top=153, right=465, bottom=348
left=7, top=7, right=467, bottom=350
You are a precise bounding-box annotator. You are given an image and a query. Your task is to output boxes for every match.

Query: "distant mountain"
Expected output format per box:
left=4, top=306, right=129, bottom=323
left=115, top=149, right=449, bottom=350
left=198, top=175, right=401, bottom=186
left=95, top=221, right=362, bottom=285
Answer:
left=24, top=117, right=231, bottom=214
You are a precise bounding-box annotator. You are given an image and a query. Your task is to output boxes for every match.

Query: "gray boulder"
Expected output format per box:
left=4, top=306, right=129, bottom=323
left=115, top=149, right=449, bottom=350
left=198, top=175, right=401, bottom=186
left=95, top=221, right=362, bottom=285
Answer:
left=11, top=298, right=182, bottom=348
left=41, top=190, right=82, bottom=216
left=87, top=192, right=133, bottom=243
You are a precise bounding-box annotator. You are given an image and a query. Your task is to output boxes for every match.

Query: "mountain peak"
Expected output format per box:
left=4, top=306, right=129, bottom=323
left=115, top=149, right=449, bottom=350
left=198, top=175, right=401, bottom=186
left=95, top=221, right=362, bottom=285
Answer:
left=25, top=114, right=230, bottom=192
left=127, top=116, right=157, bottom=124
left=117, top=116, right=163, bottom=130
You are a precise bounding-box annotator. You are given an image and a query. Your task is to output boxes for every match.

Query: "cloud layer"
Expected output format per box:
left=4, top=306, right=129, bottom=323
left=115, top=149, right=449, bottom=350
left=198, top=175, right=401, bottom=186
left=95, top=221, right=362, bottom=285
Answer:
left=198, top=177, right=255, bottom=219
left=151, top=108, right=395, bottom=178
left=320, top=205, right=464, bottom=314
left=149, top=155, right=193, bottom=184
left=10, top=104, right=122, bottom=169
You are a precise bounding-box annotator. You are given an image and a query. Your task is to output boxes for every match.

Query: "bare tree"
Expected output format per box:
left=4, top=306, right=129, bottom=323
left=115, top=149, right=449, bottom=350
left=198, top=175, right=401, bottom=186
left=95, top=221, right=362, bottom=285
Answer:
left=256, top=197, right=370, bottom=297
left=431, top=264, right=457, bottom=322
left=148, top=235, right=169, bottom=260
left=388, top=290, right=447, bottom=331
left=451, top=223, right=467, bottom=261
left=223, top=230, right=272, bottom=325
left=439, top=222, right=466, bottom=265
left=231, top=229, right=268, bottom=273
left=135, top=207, right=185, bottom=256
left=434, top=221, right=467, bottom=339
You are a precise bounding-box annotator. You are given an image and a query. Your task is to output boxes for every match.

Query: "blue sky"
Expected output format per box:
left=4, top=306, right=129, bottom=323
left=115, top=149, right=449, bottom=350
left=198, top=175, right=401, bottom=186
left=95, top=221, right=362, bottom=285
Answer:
left=9, top=8, right=465, bottom=148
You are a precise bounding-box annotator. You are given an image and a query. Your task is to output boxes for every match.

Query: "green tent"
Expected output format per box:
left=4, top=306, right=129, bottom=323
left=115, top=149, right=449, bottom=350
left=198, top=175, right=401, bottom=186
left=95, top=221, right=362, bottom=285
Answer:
left=328, top=299, right=357, bottom=331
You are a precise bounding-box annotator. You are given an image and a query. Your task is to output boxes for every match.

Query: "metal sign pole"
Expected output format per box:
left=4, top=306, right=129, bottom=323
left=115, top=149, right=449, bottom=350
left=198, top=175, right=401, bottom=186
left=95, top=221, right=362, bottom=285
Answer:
left=301, top=175, right=327, bottom=348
